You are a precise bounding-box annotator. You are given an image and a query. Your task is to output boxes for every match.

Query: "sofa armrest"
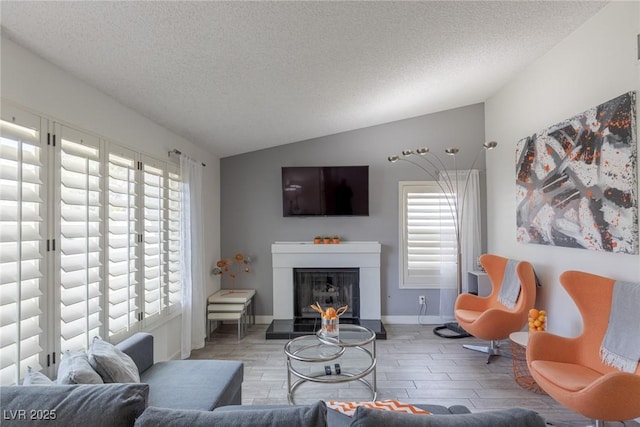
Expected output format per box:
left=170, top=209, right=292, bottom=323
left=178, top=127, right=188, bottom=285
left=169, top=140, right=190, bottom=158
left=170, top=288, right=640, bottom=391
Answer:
left=116, top=332, right=154, bottom=375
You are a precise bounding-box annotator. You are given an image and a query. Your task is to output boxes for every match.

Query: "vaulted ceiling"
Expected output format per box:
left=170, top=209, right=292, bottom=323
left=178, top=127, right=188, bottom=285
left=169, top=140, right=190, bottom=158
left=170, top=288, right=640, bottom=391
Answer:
left=1, top=1, right=607, bottom=157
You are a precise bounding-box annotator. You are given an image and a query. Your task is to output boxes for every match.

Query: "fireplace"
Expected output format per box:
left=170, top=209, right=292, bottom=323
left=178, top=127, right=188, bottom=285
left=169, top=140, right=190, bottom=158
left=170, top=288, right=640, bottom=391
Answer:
left=294, top=268, right=360, bottom=321
left=267, top=241, right=386, bottom=339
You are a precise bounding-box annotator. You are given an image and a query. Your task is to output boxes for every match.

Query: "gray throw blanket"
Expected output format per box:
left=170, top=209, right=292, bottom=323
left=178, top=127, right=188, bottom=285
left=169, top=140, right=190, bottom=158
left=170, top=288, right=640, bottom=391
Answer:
left=600, top=280, right=640, bottom=373
left=497, top=259, right=520, bottom=309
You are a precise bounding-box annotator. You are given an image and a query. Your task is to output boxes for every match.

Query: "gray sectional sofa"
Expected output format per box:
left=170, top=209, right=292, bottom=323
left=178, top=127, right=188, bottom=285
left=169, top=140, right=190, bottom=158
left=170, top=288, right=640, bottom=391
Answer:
left=0, top=384, right=546, bottom=427
left=0, top=332, right=547, bottom=426
left=116, top=332, right=243, bottom=410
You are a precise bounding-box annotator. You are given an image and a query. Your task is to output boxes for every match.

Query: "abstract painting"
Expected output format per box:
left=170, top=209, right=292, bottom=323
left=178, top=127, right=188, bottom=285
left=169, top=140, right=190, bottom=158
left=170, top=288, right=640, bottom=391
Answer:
left=516, top=91, right=637, bottom=254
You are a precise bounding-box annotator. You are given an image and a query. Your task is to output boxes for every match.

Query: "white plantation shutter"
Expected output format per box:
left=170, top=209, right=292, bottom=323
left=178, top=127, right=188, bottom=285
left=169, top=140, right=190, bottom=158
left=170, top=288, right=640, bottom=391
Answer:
left=0, top=108, right=46, bottom=385
left=141, top=157, right=165, bottom=323
left=0, top=102, right=186, bottom=385
left=400, top=182, right=456, bottom=288
left=57, top=126, right=103, bottom=352
left=166, top=166, right=181, bottom=310
left=106, top=146, right=139, bottom=338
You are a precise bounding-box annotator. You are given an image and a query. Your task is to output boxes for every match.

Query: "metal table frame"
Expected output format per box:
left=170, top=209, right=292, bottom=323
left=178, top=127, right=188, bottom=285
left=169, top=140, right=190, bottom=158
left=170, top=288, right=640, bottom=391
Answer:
left=284, top=324, right=376, bottom=404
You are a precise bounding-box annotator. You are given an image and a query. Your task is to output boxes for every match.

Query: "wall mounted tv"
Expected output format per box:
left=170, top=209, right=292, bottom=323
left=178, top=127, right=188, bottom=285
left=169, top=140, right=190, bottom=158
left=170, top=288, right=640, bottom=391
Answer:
left=282, top=166, right=369, bottom=217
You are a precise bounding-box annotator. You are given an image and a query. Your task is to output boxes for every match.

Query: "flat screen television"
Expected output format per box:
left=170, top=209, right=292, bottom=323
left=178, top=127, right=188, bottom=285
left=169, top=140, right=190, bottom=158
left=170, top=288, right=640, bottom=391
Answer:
left=282, top=166, right=369, bottom=216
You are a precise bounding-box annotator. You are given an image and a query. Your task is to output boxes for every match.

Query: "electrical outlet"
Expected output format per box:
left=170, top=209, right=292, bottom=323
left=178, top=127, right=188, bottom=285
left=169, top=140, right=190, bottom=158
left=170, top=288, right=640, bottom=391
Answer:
left=419, top=295, right=426, bottom=305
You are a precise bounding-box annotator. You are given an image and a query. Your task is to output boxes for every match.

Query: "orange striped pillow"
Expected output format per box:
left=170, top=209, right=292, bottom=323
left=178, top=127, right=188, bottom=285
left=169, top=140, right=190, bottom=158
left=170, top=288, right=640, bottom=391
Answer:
left=326, top=400, right=431, bottom=417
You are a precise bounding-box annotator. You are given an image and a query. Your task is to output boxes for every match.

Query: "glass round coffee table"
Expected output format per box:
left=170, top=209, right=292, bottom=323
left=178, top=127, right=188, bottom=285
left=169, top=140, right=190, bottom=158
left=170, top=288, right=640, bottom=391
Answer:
left=284, top=324, right=376, bottom=404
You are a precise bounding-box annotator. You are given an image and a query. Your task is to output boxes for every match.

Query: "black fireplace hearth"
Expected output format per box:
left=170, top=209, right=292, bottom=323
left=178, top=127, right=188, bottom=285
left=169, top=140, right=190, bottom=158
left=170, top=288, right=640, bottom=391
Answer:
left=265, top=318, right=386, bottom=340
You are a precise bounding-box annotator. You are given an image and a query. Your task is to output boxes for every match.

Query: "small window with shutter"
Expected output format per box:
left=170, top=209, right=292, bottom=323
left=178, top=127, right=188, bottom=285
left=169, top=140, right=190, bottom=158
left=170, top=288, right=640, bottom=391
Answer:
left=399, top=181, right=456, bottom=289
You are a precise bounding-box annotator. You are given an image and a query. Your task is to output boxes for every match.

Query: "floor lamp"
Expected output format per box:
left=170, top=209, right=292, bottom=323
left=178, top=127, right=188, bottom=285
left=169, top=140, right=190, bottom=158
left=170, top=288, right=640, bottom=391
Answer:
left=388, top=141, right=497, bottom=337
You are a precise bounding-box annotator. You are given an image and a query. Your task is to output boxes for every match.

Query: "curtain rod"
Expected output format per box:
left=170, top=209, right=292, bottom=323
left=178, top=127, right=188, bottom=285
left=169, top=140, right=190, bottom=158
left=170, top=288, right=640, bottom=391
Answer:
left=169, top=149, right=206, bottom=167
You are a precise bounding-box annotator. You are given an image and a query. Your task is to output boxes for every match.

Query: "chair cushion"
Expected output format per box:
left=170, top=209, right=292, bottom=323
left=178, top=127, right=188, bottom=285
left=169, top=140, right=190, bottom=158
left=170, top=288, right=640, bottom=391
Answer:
left=455, top=309, right=481, bottom=324
left=531, top=360, right=602, bottom=392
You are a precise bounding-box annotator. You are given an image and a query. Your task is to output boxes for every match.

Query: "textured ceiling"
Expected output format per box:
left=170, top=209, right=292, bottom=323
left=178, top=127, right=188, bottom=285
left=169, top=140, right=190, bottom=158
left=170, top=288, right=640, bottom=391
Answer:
left=1, top=1, right=607, bottom=158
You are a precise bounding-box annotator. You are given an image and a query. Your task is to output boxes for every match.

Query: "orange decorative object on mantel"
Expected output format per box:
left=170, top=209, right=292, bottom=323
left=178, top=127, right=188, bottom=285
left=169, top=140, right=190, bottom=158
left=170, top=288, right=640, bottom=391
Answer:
left=528, top=308, right=546, bottom=333
left=313, top=236, right=342, bottom=244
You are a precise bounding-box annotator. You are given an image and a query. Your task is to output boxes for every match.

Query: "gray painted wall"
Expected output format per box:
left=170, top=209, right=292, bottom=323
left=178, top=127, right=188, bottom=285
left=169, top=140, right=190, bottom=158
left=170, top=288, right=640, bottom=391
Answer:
left=220, top=103, right=486, bottom=317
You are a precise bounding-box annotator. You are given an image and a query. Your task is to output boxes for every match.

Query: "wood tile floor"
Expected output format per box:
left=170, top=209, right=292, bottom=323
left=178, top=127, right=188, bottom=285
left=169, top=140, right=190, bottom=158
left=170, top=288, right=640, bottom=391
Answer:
left=191, top=323, right=639, bottom=427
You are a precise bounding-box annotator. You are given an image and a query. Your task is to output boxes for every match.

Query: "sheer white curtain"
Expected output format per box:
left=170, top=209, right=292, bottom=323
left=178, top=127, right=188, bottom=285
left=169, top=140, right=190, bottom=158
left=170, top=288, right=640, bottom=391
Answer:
left=180, top=155, right=206, bottom=359
left=439, top=170, right=482, bottom=321
left=459, top=170, right=482, bottom=294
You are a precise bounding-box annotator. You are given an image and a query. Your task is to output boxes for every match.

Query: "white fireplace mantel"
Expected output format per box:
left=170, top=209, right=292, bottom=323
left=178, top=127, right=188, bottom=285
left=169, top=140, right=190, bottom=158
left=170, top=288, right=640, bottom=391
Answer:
left=272, top=241, right=381, bottom=320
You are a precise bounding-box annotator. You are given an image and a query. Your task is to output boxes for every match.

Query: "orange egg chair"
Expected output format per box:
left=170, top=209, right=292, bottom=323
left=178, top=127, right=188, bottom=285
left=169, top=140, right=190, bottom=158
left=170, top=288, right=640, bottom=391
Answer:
left=454, top=254, right=537, bottom=363
left=527, top=271, right=640, bottom=426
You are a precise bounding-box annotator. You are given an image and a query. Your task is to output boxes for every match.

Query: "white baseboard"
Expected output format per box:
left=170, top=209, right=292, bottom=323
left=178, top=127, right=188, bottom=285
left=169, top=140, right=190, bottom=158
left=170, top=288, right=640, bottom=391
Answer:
left=381, top=315, right=442, bottom=325
left=254, top=315, right=274, bottom=324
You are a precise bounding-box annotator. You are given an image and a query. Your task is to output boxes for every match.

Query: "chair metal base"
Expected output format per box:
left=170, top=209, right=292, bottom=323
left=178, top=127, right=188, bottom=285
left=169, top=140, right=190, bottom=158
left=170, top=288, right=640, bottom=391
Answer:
left=463, top=340, right=512, bottom=364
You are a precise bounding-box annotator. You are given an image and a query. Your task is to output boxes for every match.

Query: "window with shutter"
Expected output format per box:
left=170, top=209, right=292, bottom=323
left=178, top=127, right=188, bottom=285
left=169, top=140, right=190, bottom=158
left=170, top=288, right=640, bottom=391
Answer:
left=106, top=146, right=139, bottom=338
left=399, top=181, right=456, bottom=289
left=0, top=102, right=185, bottom=385
left=57, top=126, right=103, bottom=352
left=141, top=158, right=165, bottom=323
left=166, top=166, right=181, bottom=310
left=0, top=110, right=46, bottom=385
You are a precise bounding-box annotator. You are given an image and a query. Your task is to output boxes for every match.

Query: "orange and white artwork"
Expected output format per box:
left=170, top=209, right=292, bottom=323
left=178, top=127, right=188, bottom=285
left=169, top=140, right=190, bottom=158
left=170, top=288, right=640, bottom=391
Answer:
left=515, top=91, right=637, bottom=254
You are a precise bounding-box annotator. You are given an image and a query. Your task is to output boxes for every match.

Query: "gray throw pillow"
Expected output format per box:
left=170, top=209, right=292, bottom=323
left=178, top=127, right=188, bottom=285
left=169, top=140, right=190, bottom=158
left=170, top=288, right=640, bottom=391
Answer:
left=22, top=366, right=54, bottom=386
left=56, top=350, right=104, bottom=384
left=135, top=401, right=327, bottom=427
left=350, top=406, right=546, bottom=427
left=88, top=336, right=140, bottom=383
left=1, top=383, right=148, bottom=427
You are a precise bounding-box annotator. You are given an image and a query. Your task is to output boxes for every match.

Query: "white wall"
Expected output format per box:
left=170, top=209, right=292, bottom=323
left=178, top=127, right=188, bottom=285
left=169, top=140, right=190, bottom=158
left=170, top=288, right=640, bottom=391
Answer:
left=485, top=2, right=640, bottom=337
left=1, top=36, right=221, bottom=360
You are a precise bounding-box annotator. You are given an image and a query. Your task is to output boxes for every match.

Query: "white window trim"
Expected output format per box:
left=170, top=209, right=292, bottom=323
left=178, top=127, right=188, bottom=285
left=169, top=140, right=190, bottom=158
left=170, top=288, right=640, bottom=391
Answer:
left=398, top=181, right=457, bottom=289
